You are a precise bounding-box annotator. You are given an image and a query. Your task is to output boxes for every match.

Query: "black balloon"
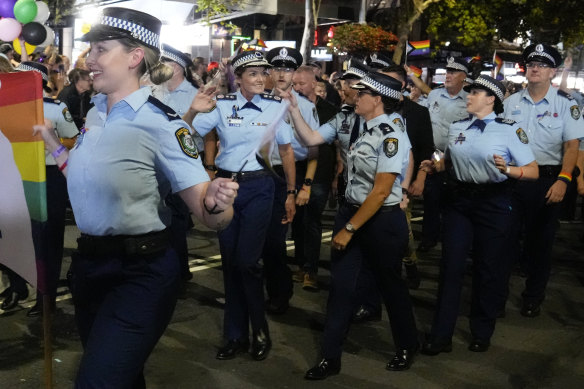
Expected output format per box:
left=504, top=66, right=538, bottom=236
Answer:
left=22, top=22, right=47, bottom=46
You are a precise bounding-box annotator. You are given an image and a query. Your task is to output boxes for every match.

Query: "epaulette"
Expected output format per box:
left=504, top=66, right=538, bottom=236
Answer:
left=260, top=93, right=282, bottom=102
left=43, top=97, right=61, bottom=104
left=296, top=93, right=311, bottom=102
left=216, top=94, right=237, bottom=101
left=453, top=114, right=472, bottom=124
left=147, top=95, right=181, bottom=121
left=264, top=88, right=272, bottom=94
left=495, top=118, right=516, bottom=125
left=558, top=89, right=575, bottom=100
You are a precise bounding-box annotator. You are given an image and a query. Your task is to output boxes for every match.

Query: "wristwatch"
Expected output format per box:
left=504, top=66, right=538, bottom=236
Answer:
left=287, top=189, right=298, bottom=196
left=344, top=222, right=356, bottom=233
left=303, top=178, right=313, bottom=186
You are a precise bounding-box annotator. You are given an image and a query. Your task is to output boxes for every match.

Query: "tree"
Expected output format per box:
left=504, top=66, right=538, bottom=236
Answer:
left=299, top=0, right=322, bottom=64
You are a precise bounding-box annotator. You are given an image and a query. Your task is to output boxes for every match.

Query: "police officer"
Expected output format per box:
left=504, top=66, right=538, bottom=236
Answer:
left=421, top=57, right=471, bottom=251
left=420, top=75, right=538, bottom=355
left=503, top=44, right=584, bottom=317
left=15, top=62, right=80, bottom=317
left=33, top=8, right=238, bottom=388
left=191, top=50, right=296, bottom=361
left=367, top=51, right=395, bottom=69
left=263, top=46, right=319, bottom=312
left=283, top=71, right=419, bottom=378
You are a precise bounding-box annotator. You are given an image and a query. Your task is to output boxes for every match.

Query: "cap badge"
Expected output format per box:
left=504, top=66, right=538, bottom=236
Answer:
left=371, top=54, right=377, bottom=60
left=535, top=44, right=544, bottom=53
left=255, top=51, right=263, bottom=58
left=280, top=48, right=288, bottom=57
left=448, top=57, right=454, bottom=64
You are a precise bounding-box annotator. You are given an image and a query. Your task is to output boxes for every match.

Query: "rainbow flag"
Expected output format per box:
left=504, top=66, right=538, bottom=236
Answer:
left=0, top=71, right=46, bottom=291
left=409, top=65, right=423, bottom=78
left=406, top=40, right=430, bottom=56
left=493, top=51, right=503, bottom=75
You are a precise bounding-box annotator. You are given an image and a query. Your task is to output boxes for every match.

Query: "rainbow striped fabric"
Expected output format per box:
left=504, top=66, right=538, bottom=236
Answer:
left=407, top=40, right=430, bottom=56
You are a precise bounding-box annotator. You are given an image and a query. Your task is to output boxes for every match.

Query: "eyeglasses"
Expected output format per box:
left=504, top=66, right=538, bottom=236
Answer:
left=526, top=62, right=552, bottom=69
left=271, top=67, right=294, bottom=73
left=357, top=90, right=376, bottom=97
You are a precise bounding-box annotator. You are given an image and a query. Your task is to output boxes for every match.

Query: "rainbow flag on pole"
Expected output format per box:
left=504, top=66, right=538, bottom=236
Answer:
left=0, top=71, right=46, bottom=291
left=406, top=40, right=430, bottom=56
left=409, top=65, right=423, bottom=78
left=493, top=51, right=503, bottom=75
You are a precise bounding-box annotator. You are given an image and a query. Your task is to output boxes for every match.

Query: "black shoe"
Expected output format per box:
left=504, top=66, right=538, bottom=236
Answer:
left=251, top=328, right=271, bottom=361
left=421, top=337, right=452, bottom=356
left=216, top=339, right=249, bottom=360
left=386, top=344, right=419, bottom=371
left=468, top=338, right=490, bottom=352
left=352, top=306, right=381, bottom=323
left=404, top=263, right=421, bottom=290
left=521, top=302, right=541, bottom=318
left=0, top=287, right=11, bottom=299
left=305, top=358, right=341, bottom=380
left=265, top=299, right=289, bottom=315
left=417, top=241, right=437, bottom=252
left=27, top=302, right=42, bottom=317
left=1, top=290, right=28, bottom=311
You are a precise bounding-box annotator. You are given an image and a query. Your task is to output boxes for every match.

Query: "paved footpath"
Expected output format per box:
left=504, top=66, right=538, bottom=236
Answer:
left=1, top=204, right=583, bottom=388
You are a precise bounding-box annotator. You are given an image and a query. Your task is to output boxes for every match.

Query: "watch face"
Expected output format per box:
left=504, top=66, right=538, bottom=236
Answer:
left=304, top=178, right=313, bottom=186
left=345, top=223, right=355, bottom=232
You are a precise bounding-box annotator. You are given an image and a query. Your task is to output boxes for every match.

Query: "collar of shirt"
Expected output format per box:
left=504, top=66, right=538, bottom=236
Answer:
left=91, top=87, right=151, bottom=116
left=173, top=78, right=194, bottom=93
left=235, top=90, right=263, bottom=110
left=521, top=85, right=555, bottom=106
left=364, top=113, right=388, bottom=133
left=439, top=87, right=467, bottom=100
left=466, top=112, right=496, bottom=131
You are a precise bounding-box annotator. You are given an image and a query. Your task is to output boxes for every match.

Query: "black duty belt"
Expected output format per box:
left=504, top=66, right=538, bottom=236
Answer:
left=538, top=165, right=562, bottom=178
left=446, top=177, right=511, bottom=197
left=216, top=168, right=270, bottom=182
left=345, top=202, right=400, bottom=212
left=77, top=229, right=170, bottom=258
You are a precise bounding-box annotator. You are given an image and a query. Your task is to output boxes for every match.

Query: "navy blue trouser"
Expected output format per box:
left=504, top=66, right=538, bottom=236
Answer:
left=166, top=193, right=192, bottom=281
left=219, top=175, right=274, bottom=340
left=322, top=204, right=418, bottom=359
left=430, top=189, right=511, bottom=341
left=509, top=176, right=562, bottom=305
left=71, top=247, right=180, bottom=389
left=421, top=172, right=445, bottom=245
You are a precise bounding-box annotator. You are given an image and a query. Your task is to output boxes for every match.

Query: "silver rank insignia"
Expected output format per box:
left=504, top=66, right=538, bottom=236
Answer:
left=383, top=137, right=398, bottom=158
left=175, top=127, right=199, bottom=159
left=516, top=128, right=529, bottom=144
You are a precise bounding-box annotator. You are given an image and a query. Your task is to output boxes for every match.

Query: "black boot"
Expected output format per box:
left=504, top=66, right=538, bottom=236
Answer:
left=251, top=326, right=272, bottom=361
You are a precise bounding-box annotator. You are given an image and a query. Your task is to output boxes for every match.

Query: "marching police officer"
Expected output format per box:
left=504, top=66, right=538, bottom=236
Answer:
left=502, top=43, right=584, bottom=317
left=33, top=8, right=238, bottom=388
left=283, top=71, right=419, bottom=378
left=263, top=46, right=319, bottom=313
left=421, top=57, right=471, bottom=251
left=420, top=75, right=538, bottom=355
left=191, top=50, right=296, bottom=361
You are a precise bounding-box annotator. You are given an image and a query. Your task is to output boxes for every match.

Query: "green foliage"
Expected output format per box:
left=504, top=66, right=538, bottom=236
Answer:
left=329, top=23, right=398, bottom=55
left=195, top=0, right=244, bottom=31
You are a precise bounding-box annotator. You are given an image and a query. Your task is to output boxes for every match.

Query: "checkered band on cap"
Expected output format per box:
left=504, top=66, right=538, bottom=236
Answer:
left=101, top=15, right=160, bottom=49
left=359, top=75, right=402, bottom=100
left=17, top=64, right=48, bottom=82
left=473, top=77, right=504, bottom=102
left=271, top=52, right=298, bottom=65
left=232, top=51, right=270, bottom=70
left=345, top=64, right=368, bottom=79
left=446, top=57, right=469, bottom=73
left=527, top=46, right=556, bottom=66
left=162, top=49, right=187, bottom=69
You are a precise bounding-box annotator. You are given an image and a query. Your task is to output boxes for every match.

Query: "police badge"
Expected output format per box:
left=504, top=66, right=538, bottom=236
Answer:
left=516, top=128, right=529, bottom=144
left=383, top=137, right=399, bottom=158
left=62, top=107, right=74, bottom=123
left=570, top=105, right=581, bottom=120
left=175, top=127, right=199, bottom=158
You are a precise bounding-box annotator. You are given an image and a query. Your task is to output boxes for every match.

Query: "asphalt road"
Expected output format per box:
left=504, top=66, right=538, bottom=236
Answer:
left=1, top=202, right=583, bottom=388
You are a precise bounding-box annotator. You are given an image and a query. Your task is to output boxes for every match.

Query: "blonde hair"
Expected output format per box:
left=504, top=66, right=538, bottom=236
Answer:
left=119, top=38, right=173, bottom=85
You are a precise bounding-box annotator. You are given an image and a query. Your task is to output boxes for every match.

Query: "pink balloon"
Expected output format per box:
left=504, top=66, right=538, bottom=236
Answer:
left=0, top=17, right=22, bottom=42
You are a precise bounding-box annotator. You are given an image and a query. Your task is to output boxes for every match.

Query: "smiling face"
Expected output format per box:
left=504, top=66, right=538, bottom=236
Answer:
left=237, top=66, right=267, bottom=97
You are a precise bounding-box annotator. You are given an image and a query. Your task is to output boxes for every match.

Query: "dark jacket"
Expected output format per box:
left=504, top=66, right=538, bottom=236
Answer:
left=401, top=97, right=435, bottom=181
left=57, top=84, right=93, bottom=130
left=314, top=96, right=340, bottom=185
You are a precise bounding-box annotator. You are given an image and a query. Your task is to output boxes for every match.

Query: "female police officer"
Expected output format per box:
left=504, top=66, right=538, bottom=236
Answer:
left=32, top=8, right=238, bottom=388
left=190, top=50, right=296, bottom=361
left=420, top=75, right=538, bottom=355
left=281, top=71, right=419, bottom=378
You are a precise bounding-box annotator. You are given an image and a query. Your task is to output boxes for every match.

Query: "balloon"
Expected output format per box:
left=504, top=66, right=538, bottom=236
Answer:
left=39, top=24, right=54, bottom=47
left=0, top=0, right=17, bottom=18
left=13, top=0, right=38, bottom=24
left=32, top=1, right=49, bottom=23
left=0, top=17, right=22, bottom=41
left=12, top=37, right=35, bottom=55
left=81, top=22, right=91, bottom=35
left=22, top=21, right=46, bottom=45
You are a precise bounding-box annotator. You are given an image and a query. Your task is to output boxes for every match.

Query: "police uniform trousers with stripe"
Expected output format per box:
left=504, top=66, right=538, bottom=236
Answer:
left=71, top=247, right=180, bottom=389
left=322, top=203, right=418, bottom=359
left=430, top=180, right=512, bottom=342
left=218, top=175, right=274, bottom=340
left=507, top=167, right=563, bottom=306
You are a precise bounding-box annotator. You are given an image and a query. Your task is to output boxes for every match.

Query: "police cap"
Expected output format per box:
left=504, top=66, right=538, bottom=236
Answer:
left=266, top=47, right=303, bottom=70
left=351, top=71, right=402, bottom=100
left=464, top=74, right=506, bottom=106
left=445, top=57, right=470, bottom=74
left=231, top=50, right=271, bottom=72
left=161, top=43, right=192, bottom=70
left=367, top=51, right=395, bottom=69
left=339, top=57, right=370, bottom=80
left=17, top=61, right=49, bottom=83
left=523, top=43, right=562, bottom=68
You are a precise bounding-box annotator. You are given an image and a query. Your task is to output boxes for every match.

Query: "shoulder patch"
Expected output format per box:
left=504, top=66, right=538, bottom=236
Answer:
left=516, top=128, right=529, bottom=144
left=312, top=107, right=318, bottom=121
left=259, top=93, right=282, bottom=103
left=570, top=105, right=581, bottom=120
left=558, top=89, right=575, bottom=100
left=43, top=97, right=60, bottom=105
left=391, top=117, right=405, bottom=132
left=175, top=127, right=199, bottom=159
left=147, top=96, right=181, bottom=121
left=216, top=94, right=237, bottom=101
left=379, top=123, right=394, bottom=135
left=62, top=107, right=74, bottom=123
left=383, top=137, right=399, bottom=158
left=495, top=118, right=516, bottom=125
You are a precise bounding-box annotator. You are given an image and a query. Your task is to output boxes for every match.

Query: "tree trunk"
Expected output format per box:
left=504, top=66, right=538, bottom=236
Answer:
left=300, top=0, right=316, bottom=64
left=392, top=0, right=441, bottom=64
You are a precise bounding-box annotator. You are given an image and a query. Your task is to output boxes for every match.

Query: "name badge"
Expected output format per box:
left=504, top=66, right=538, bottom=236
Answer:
left=251, top=121, right=267, bottom=126
left=228, top=118, right=242, bottom=127
left=511, top=110, right=521, bottom=115
left=339, top=123, right=350, bottom=134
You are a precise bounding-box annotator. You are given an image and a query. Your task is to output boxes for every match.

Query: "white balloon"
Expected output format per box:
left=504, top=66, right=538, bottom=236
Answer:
left=33, top=1, right=50, bottom=24
left=40, top=25, right=54, bottom=47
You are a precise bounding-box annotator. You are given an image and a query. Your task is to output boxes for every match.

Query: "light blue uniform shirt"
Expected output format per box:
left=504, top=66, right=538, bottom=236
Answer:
left=425, top=87, right=469, bottom=151
left=192, top=91, right=294, bottom=172
left=346, top=112, right=411, bottom=206
left=503, top=86, right=584, bottom=165
left=68, top=87, right=208, bottom=236
left=318, top=105, right=362, bottom=169
left=270, top=89, right=319, bottom=164
left=152, top=79, right=202, bottom=150
left=43, top=97, right=79, bottom=166
left=446, top=112, right=535, bottom=184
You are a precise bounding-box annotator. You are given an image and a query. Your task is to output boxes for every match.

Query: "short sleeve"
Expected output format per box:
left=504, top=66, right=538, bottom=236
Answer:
left=317, top=120, right=338, bottom=144
left=192, top=105, right=221, bottom=137
left=275, top=119, right=294, bottom=144
left=155, top=119, right=209, bottom=193
left=55, top=102, right=80, bottom=138
left=508, top=125, right=536, bottom=166
left=561, top=102, right=584, bottom=141
left=376, top=132, right=410, bottom=175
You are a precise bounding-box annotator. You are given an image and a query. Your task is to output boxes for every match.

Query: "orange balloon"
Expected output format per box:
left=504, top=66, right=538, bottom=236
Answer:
left=12, top=38, right=36, bottom=55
